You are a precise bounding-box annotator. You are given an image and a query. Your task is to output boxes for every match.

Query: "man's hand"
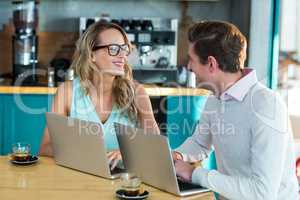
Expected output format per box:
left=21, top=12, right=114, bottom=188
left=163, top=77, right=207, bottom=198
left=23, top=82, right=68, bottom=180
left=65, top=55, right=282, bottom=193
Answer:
left=174, top=160, right=196, bottom=182
left=107, top=150, right=122, bottom=170
left=172, top=151, right=183, bottom=161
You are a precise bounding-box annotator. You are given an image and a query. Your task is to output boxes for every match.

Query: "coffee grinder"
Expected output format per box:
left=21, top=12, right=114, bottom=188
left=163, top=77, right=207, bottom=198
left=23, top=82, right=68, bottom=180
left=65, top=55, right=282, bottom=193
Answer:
left=12, top=0, right=39, bottom=86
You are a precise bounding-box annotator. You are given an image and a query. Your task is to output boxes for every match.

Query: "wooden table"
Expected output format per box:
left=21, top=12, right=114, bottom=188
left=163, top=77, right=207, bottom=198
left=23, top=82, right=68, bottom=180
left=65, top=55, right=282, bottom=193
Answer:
left=0, top=157, right=214, bottom=200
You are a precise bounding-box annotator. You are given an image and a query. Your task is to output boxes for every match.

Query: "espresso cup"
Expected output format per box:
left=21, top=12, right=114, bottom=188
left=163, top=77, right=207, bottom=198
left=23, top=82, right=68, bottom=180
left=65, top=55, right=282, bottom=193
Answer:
left=120, top=173, right=142, bottom=196
left=11, top=143, right=30, bottom=162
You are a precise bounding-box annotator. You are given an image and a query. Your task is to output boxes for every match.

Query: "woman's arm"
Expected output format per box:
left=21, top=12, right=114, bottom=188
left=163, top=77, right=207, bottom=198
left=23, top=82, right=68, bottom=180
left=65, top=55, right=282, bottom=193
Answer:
left=39, top=81, right=72, bottom=156
left=134, top=83, right=160, bottom=134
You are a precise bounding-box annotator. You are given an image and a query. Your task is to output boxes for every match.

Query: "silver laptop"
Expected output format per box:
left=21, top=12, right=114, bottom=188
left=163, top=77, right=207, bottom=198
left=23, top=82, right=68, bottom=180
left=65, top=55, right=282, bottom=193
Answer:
left=115, top=123, right=210, bottom=196
left=46, top=112, right=126, bottom=179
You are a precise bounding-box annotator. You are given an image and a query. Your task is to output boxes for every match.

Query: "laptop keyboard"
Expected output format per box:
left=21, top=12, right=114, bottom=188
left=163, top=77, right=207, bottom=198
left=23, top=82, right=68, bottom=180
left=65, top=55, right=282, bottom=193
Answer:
left=177, top=179, right=204, bottom=191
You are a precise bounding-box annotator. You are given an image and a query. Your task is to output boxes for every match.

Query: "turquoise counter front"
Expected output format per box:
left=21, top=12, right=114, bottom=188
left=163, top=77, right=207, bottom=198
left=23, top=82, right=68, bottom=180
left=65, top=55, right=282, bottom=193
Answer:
left=0, top=94, right=53, bottom=155
left=167, top=96, right=207, bottom=149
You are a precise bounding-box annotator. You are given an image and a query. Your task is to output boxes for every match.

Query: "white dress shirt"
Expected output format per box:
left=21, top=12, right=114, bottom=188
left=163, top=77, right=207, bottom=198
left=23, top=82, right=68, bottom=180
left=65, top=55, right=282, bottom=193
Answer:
left=176, top=69, right=299, bottom=200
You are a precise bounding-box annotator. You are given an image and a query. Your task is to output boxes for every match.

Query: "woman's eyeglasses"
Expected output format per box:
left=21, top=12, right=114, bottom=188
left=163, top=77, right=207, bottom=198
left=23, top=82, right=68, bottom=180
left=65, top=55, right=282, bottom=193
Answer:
left=92, top=44, right=130, bottom=56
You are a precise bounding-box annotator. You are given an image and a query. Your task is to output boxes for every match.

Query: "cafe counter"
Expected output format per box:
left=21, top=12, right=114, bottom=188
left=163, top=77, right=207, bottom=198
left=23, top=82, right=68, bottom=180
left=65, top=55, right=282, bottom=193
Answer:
left=0, top=85, right=210, bottom=157
left=0, top=85, right=210, bottom=96
left=0, top=156, right=215, bottom=200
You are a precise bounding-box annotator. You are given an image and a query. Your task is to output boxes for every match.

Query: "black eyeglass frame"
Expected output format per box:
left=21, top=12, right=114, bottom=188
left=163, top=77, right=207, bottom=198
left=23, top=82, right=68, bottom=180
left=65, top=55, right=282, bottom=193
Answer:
left=92, top=43, right=131, bottom=56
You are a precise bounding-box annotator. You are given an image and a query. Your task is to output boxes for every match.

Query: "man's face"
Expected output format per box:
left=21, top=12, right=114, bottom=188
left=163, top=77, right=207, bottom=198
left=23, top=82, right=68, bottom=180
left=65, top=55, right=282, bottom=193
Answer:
left=187, top=43, right=210, bottom=83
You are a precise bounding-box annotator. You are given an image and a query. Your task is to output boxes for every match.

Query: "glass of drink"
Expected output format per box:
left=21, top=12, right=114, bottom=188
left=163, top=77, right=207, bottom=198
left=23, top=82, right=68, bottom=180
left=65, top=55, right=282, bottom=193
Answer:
left=120, top=173, right=142, bottom=196
left=11, top=142, right=30, bottom=162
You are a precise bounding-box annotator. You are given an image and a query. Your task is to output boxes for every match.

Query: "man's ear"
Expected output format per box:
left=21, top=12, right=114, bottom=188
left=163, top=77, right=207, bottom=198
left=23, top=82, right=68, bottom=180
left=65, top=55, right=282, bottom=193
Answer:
left=207, top=56, right=219, bottom=73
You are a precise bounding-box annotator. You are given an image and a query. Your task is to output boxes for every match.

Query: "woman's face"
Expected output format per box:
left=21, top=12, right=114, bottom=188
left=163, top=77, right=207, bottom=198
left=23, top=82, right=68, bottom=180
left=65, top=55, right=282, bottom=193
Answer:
left=91, top=28, right=129, bottom=76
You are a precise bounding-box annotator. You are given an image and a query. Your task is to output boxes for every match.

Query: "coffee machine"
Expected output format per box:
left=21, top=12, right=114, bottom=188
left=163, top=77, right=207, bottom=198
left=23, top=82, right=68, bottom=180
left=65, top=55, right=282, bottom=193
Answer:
left=79, top=17, right=178, bottom=84
left=125, top=18, right=177, bottom=70
left=12, top=0, right=39, bottom=86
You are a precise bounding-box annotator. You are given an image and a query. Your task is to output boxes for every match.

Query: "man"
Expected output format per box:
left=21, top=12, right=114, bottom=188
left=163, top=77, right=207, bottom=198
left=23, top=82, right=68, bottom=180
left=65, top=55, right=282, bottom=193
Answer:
left=173, top=21, right=298, bottom=200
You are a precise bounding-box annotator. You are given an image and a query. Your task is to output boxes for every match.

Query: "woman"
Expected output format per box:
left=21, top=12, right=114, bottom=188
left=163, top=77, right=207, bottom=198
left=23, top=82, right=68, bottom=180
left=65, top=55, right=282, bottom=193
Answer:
left=40, top=21, right=160, bottom=169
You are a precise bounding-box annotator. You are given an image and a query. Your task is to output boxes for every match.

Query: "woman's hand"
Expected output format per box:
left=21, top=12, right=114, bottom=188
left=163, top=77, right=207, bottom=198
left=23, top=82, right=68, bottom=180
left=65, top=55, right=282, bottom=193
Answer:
left=107, top=150, right=122, bottom=170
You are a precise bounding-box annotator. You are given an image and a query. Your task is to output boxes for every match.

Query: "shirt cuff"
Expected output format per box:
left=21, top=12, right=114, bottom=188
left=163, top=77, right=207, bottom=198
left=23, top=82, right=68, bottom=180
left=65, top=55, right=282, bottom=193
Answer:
left=174, top=149, right=207, bottom=162
left=191, top=167, right=210, bottom=188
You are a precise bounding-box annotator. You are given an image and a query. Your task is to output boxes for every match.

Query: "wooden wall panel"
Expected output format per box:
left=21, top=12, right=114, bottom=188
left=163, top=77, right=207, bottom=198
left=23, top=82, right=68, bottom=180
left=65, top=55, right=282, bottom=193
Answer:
left=0, top=22, right=78, bottom=75
left=0, top=24, right=13, bottom=75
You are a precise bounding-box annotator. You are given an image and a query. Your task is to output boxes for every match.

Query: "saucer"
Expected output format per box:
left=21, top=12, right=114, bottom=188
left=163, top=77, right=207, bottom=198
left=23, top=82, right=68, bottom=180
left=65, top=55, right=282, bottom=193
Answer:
left=115, top=189, right=149, bottom=200
left=10, top=156, right=39, bottom=166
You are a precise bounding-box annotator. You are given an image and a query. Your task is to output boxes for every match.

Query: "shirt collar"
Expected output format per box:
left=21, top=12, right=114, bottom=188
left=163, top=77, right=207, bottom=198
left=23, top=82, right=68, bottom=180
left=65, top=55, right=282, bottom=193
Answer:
left=219, top=68, right=258, bottom=102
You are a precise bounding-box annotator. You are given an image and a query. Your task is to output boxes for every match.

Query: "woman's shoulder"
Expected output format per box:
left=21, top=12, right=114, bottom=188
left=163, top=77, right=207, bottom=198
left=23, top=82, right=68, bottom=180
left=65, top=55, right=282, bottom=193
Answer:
left=133, top=80, right=147, bottom=96
left=132, top=81, right=151, bottom=111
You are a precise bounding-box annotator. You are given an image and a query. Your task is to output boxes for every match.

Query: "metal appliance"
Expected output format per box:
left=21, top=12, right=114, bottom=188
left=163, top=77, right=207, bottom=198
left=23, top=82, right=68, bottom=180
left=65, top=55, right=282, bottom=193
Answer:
left=12, top=0, right=39, bottom=86
left=79, top=17, right=178, bottom=84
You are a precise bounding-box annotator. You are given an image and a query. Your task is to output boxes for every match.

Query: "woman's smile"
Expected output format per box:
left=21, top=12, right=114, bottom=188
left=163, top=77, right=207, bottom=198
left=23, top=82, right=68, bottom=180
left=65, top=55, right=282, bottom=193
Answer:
left=112, top=60, right=125, bottom=68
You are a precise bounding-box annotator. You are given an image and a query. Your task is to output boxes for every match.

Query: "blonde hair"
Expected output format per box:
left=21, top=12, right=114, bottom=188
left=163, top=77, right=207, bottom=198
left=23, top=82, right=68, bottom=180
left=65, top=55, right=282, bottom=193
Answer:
left=71, top=21, right=138, bottom=121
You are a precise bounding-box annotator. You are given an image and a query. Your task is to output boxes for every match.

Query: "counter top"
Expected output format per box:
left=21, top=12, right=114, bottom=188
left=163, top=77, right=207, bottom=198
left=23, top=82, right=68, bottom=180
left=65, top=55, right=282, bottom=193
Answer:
left=0, top=156, right=214, bottom=200
left=0, top=85, right=210, bottom=96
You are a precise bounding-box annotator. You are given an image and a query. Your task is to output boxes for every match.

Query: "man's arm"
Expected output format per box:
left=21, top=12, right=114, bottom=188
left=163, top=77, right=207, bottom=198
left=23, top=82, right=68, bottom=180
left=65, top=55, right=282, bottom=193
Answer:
left=190, top=93, right=295, bottom=200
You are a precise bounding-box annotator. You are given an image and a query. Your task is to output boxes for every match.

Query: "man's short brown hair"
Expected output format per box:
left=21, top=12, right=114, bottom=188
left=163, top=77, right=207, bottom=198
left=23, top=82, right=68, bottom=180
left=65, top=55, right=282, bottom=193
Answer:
left=188, top=21, right=247, bottom=73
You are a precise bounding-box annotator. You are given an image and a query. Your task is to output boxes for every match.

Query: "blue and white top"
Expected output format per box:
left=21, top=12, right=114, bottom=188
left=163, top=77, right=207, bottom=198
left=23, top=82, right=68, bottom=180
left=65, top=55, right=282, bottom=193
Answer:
left=70, top=77, right=136, bottom=151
